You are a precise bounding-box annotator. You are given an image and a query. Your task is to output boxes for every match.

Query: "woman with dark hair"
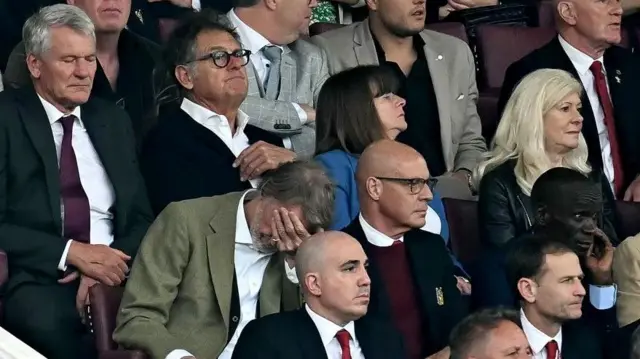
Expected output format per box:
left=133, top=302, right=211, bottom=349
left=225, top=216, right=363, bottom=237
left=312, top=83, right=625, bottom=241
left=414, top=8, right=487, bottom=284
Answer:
left=314, top=65, right=455, bottom=259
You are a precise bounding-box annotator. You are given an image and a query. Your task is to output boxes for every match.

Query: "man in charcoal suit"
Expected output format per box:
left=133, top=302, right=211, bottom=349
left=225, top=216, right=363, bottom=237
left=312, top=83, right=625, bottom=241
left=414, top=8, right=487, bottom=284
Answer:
left=0, top=5, right=152, bottom=359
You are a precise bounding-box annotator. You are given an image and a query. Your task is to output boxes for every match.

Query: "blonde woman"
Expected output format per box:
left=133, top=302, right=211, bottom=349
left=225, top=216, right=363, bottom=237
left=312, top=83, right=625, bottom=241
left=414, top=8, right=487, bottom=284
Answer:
left=474, top=68, right=618, bottom=248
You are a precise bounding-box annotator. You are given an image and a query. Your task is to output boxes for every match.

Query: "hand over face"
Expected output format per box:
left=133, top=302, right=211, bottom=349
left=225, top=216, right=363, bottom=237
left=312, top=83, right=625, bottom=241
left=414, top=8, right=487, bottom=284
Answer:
left=584, top=228, right=614, bottom=285
left=67, top=242, right=130, bottom=286
left=271, top=208, right=313, bottom=255
left=233, top=141, right=296, bottom=181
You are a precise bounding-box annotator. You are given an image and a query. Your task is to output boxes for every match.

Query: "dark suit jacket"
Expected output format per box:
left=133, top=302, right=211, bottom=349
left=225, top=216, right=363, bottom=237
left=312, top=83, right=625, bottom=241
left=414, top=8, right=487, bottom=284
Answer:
left=231, top=307, right=407, bottom=359
left=342, top=219, right=466, bottom=356
left=0, top=86, right=153, bottom=294
left=562, top=319, right=605, bottom=359
left=141, top=105, right=283, bottom=215
left=499, top=37, right=640, bottom=189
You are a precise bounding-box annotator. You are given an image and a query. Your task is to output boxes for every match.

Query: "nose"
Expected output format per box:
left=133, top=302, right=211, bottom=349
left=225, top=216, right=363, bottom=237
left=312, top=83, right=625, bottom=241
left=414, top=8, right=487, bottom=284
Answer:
left=74, top=58, right=92, bottom=79
left=395, top=95, right=406, bottom=107
left=575, top=281, right=587, bottom=297
left=359, top=270, right=371, bottom=287
left=308, top=0, right=318, bottom=8
left=418, top=182, right=433, bottom=202
left=611, top=0, right=623, bottom=16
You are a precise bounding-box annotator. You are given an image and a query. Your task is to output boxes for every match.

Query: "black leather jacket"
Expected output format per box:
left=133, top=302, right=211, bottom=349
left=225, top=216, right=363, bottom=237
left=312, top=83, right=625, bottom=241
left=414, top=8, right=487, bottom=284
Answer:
left=478, top=160, right=619, bottom=248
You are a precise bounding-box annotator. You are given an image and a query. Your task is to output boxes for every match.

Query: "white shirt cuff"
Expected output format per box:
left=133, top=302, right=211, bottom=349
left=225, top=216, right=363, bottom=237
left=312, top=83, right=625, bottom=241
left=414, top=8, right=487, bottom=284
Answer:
left=290, top=103, right=307, bottom=125
left=589, top=284, right=617, bottom=310
left=282, top=138, right=293, bottom=150
left=284, top=260, right=299, bottom=284
left=191, top=0, right=201, bottom=11
left=58, top=240, right=72, bottom=271
left=166, top=349, right=194, bottom=359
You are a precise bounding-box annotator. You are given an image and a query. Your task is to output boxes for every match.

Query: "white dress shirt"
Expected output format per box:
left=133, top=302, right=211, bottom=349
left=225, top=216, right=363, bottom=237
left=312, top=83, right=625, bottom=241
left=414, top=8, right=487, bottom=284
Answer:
left=37, top=96, right=116, bottom=271
left=226, top=9, right=308, bottom=150
left=558, top=35, right=616, bottom=194
left=520, top=309, right=563, bottom=359
left=167, top=190, right=296, bottom=359
left=305, top=304, right=365, bottom=359
left=359, top=214, right=404, bottom=247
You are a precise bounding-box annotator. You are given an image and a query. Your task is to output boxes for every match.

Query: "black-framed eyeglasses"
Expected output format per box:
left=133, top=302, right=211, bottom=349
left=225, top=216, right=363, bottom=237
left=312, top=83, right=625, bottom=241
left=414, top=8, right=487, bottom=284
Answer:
left=375, top=177, right=438, bottom=195
left=186, top=49, right=252, bottom=68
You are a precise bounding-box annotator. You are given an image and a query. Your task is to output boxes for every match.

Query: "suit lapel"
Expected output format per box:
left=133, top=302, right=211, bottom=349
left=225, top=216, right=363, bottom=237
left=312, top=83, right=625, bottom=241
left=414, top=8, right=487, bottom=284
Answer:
left=355, top=319, right=387, bottom=359
left=353, top=20, right=379, bottom=66
left=279, top=47, right=296, bottom=102
left=205, top=191, right=245, bottom=332
left=421, top=37, right=454, bottom=168
left=246, top=62, right=264, bottom=97
left=16, top=87, right=63, bottom=234
left=296, top=309, right=330, bottom=359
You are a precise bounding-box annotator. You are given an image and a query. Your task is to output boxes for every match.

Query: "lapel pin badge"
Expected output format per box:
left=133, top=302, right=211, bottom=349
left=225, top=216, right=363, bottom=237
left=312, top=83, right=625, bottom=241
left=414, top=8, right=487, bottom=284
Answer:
left=436, top=287, right=444, bottom=306
left=135, top=9, right=144, bottom=24
left=436, top=55, right=443, bottom=61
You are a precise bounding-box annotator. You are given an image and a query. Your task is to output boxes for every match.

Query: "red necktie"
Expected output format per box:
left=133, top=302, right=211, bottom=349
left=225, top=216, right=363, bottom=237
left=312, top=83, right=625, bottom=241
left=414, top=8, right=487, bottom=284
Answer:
left=589, top=61, right=625, bottom=196
left=335, top=329, right=352, bottom=359
left=545, top=340, right=559, bottom=359
left=392, top=240, right=402, bottom=246
left=59, top=115, right=91, bottom=243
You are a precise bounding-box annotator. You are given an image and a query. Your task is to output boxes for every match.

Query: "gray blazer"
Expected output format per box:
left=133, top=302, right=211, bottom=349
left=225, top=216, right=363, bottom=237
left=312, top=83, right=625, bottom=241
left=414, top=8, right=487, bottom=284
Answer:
left=312, top=20, right=487, bottom=175
left=239, top=37, right=329, bottom=159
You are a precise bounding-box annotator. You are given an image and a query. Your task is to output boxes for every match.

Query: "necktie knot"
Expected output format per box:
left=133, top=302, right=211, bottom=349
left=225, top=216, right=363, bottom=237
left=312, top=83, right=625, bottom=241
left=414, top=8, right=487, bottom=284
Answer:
left=589, top=61, right=604, bottom=76
left=545, top=340, right=559, bottom=359
left=262, top=45, right=282, bottom=63
left=60, top=115, right=76, bottom=134
left=392, top=240, right=402, bottom=246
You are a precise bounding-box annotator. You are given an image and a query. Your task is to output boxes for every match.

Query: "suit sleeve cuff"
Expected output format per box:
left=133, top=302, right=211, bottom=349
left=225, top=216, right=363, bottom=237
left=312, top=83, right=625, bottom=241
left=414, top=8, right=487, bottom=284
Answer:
left=284, top=260, right=299, bottom=284
left=58, top=240, right=72, bottom=271
left=589, top=284, right=617, bottom=310
left=166, top=349, right=194, bottom=359
left=191, top=0, right=201, bottom=11
left=290, top=103, right=307, bottom=125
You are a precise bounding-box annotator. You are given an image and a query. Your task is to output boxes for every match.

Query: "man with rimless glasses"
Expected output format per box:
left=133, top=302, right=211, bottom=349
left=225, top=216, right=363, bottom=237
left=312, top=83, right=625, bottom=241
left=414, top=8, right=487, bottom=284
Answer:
left=140, top=11, right=298, bottom=215
left=343, top=140, right=467, bottom=359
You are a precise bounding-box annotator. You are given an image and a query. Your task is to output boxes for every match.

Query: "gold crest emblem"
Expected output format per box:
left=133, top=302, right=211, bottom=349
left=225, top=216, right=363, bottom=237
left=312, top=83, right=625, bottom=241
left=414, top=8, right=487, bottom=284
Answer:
left=436, top=287, right=444, bottom=306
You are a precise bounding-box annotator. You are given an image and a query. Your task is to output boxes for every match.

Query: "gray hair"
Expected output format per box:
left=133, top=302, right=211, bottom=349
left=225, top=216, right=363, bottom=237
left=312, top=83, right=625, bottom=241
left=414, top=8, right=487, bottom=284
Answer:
left=23, top=4, right=95, bottom=57
left=259, top=160, right=335, bottom=232
left=450, top=308, right=522, bottom=359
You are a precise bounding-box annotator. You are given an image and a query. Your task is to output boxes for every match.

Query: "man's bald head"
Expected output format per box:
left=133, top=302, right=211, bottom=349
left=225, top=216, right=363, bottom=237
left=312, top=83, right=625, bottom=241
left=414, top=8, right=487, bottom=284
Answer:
left=295, top=231, right=371, bottom=325
left=356, top=140, right=426, bottom=186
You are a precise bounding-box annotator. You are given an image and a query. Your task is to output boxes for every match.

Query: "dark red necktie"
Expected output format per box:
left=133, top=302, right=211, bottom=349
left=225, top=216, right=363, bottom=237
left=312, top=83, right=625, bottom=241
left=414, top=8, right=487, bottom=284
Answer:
left=392, top=240, right=402, bottom=246
left=335, top=329, right=352, bottom=359
left=589, top=61, right=624, bottom=196
left=545, top=340, right=559, bottom=359
left=59, top=115, right=91, bottom=243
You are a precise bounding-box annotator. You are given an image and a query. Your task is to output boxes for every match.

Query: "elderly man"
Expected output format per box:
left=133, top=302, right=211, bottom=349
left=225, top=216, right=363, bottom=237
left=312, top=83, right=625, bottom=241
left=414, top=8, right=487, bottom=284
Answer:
left=232, top=231, right=406, bottom=359
left=4, top=0, right=162, bottom=146
left=141, top=11, right=298, bottom=215
left=342, top=140, right=466, bottom=359
left=506, top=234, right=604, bottom=359
left=114, top=161, right=335, bottom=359
left=312, top=0, right=486, bottom=199
left=449, top=308, right=532, bottom=359
left=499, top=0, right=640, bottom=202
left=0, top=5, right=153, bottom=359
left=218, top=0, right=329, bottom=158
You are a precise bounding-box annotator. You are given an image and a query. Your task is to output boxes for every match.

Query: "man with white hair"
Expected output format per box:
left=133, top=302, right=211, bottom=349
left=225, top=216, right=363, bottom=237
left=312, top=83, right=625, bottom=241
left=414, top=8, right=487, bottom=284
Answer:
left=499, top=0, right=640, bottom=203
left=0, top=5, right=152, bottom=359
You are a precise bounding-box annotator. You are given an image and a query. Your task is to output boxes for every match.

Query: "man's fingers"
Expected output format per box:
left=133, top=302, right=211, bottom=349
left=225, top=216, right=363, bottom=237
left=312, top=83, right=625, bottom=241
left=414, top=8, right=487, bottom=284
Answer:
left=290, top=212, right=310, bottom=237
left=110, top=248, right=131, bottom=261
left=234, top=141, right=265, bottom=168
left=241, top=155, right=268, bottom=181
left=280, top=209, right=297, bottom=235
left=58, top=271, right=79, bottom=284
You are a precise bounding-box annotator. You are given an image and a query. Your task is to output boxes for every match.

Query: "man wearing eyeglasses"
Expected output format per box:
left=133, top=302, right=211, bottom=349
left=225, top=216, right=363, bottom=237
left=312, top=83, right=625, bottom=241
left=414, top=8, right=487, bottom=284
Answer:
left=140, top=11, right=298, bottom=215
left=342, top=139, right=467, bottom=359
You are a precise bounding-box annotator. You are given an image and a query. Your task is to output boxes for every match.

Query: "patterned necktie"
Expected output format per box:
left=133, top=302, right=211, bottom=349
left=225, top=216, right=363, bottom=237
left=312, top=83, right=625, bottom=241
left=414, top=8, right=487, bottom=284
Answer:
left=335, top=329, right=352, bottom=359
left=59, top=115, right=91, bottom=243
left=262, top=45, right=282, bottom=100
left=545, top=339, right=559, bottom=359
left=589, top=61, right=624, bottom=196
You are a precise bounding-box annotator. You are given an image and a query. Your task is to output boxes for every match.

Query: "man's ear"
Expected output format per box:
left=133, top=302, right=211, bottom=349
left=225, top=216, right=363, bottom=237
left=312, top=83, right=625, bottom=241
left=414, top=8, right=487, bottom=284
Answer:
left=305, top=273, right=321, bottom=297
left=366, top=0, right=378, bottom=11
left=366, top=177, right=382, bottom=201
left=26, top=53, right=42, bottom=79
left=517, top=278, right=537, bottom=304
left=175, top=65, right=194, bottom=91
left=536, top=205, right=549, bottom=226
left=557, top=0, right=578, bottom=26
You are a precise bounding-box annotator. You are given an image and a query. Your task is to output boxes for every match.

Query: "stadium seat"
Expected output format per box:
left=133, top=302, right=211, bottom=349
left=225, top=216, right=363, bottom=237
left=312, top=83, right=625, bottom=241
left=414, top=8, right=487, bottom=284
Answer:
left=443, top=198, right=482, bottom=268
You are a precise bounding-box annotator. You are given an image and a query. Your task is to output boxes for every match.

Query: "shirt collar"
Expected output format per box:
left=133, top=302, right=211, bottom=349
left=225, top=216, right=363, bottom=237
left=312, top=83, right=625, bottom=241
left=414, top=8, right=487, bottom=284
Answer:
left=558, top=34, right=604, bottom=76
left=520, top=309, right=563, bottom=356
left=227, top=9, right=280, bottom=54
left=235, top=190, right=259, bottom=245
left=305, top=304, right=356, bottom=347
left=37, top=94, right=83, bottom=127
left=358, top=214, right=404, bottom=247
left=180, top=97, right=251, bottom=136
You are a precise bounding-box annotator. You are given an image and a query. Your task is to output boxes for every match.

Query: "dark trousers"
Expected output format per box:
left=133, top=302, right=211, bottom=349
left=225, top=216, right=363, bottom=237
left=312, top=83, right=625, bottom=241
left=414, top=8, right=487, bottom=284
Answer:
left=3, top=282, right=97, bottom=359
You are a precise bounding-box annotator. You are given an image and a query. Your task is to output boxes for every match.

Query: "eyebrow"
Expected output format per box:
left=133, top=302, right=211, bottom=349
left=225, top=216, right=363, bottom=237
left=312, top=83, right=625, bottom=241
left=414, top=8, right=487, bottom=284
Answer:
left=340, top=260, right=360, bottom=268
left=204, top=46, right=236, bottom=53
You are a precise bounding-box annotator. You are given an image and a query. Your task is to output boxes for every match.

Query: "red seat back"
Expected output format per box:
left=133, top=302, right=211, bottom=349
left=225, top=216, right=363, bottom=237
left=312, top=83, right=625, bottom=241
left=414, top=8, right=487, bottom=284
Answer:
left=443, top=198, right=482, bottom=266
